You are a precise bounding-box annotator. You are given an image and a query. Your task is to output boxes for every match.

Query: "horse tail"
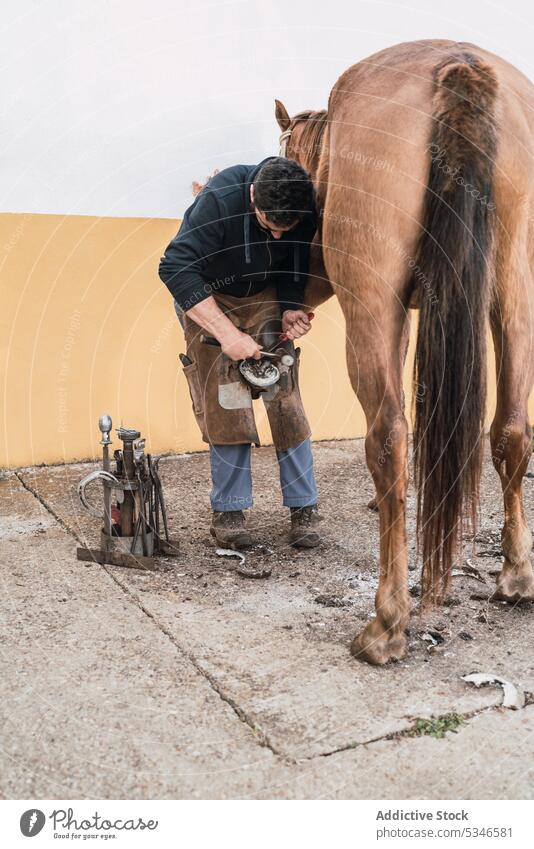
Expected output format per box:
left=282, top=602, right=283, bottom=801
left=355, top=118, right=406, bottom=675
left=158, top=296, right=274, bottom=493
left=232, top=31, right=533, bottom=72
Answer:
left=413, top=52, right=498, bottom=603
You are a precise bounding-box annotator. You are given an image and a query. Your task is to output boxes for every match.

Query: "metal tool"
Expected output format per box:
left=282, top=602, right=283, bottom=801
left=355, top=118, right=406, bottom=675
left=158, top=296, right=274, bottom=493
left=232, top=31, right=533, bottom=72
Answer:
left=76, top=416, right=179, bottom=570
left=238, top=357, right=280, bottom=388
left=258, top=349, right=294, bottom=366
left=200, top=334, right=293, bottom=365
left=99, top=415, right=113, bottom=537
left=149, top=455, right=172, bottom=546
left=199, top=334, right=295, bottom=388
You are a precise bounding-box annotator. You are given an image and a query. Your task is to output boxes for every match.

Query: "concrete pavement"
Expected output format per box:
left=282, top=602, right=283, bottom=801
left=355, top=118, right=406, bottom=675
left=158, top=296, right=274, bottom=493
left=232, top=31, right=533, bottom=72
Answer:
left=1, top=439, right=533, bottom=798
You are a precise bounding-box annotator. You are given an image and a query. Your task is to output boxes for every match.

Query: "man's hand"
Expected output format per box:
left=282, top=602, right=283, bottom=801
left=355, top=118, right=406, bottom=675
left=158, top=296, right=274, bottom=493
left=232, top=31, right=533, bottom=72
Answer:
left=220, top=328, right=262, bottom=361
left=185, top=296, right=261, bottom=361
left=281, top=310, right=312, bottom=341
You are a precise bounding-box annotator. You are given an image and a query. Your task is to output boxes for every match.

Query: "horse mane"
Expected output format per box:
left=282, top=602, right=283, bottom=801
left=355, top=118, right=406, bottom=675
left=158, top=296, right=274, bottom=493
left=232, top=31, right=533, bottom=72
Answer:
left=291, top=109, right=328, bottom=174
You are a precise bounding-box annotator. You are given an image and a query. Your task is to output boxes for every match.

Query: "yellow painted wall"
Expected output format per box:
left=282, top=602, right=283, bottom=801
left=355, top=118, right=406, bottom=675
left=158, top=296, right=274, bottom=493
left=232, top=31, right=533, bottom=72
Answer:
left=1, top=213, right=533, bottom=469
left=0, top=213, right=361, bottom=468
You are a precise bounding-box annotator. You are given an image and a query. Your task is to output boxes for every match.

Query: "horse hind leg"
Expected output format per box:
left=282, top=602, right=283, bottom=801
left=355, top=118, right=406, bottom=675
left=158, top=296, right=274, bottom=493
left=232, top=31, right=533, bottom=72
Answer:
left=490, top=285, right=534, bottom=601
left=350, top=381, right=410, bottom=663
left=367, top=315, right=411, bottom=514
left=342, top=304, right=411, bottom=664
left=491, top=411, right=534, bottom=601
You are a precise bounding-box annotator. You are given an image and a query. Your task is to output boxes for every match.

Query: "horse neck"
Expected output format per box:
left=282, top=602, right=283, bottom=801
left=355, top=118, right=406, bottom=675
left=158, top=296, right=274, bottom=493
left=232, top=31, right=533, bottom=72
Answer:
left=303, top=147, right=322, bottom=181
left=292, top=110, right=327, bottom=182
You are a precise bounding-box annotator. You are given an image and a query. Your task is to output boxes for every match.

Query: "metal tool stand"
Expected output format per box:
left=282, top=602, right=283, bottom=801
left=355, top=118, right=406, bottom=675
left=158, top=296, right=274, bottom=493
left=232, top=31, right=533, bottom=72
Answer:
left=76, top=415, right=179, bottom=570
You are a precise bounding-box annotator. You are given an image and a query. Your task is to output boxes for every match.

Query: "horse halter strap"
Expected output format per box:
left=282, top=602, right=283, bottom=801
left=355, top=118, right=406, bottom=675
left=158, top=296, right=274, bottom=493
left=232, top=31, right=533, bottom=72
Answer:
left=279, top=128, right=292, bottom=157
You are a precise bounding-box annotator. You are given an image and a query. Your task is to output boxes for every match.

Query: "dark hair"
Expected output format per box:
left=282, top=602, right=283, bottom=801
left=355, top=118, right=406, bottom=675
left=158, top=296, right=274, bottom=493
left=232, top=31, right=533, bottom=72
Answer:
left=252, top=157, right=315, bottom=227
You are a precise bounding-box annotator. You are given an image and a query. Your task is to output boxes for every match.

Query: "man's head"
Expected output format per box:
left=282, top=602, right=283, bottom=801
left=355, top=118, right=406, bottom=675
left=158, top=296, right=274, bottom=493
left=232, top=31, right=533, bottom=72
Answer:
left=250, top=157, right=315, bottom=239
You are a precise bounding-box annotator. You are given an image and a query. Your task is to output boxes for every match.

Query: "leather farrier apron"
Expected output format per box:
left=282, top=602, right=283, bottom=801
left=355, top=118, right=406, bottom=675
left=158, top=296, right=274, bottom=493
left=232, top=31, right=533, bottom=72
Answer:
left=180, top=286, right=311, bottom=450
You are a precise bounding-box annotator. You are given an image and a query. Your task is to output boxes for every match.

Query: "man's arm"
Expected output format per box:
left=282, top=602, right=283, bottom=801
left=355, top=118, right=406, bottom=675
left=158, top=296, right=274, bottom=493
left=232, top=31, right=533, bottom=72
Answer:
left=159, top=191, right=260, bottom=360
left=159, top=189, right=225, bottom=311
left=186, top=296, right=261, bottom=360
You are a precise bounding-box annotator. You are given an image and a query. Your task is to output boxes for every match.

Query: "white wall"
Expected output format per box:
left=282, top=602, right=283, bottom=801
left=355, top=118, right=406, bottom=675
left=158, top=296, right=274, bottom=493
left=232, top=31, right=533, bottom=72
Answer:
left=2, top=0, right=534, bottom=219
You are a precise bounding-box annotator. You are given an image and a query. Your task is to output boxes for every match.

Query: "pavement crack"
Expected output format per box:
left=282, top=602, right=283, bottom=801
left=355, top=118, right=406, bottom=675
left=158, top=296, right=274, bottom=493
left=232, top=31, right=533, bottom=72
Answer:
left=104, top=577, right=294, bottom=764
left=303, top=703, right=509, bottom=760
left=14, top=471, right=292, bottom=765
left=15, top=471, right=85, bottom=543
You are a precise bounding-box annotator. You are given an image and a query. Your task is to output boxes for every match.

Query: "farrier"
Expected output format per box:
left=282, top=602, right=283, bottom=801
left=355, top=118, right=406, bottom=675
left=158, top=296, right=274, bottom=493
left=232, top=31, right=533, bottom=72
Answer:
left=159, top=157, right=322, bottom=550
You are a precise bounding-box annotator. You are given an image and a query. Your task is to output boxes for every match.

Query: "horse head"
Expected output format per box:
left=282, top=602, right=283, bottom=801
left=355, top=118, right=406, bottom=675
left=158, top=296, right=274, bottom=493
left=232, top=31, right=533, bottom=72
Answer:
left=274, top=99, right=327, bottom=180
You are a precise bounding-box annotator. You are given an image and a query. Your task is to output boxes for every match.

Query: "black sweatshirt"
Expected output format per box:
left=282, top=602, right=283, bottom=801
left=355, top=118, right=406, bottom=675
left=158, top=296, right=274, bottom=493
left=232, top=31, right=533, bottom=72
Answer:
left=158, top=158, right=316, bottom=314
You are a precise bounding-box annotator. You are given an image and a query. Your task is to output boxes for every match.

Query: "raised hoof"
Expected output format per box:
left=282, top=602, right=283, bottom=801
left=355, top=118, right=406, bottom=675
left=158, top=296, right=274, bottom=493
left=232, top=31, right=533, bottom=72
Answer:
left=350, top=619, right=408, bottom=665
left=494, top=567, right=534, bottom=603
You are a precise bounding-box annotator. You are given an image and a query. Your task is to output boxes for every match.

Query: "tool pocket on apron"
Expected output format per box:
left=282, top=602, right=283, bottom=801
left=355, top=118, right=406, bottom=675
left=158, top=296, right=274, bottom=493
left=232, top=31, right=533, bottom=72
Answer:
left=292, top=345, right=302, bottom=390
left=182, top=361, right=204, bottom=416
left=263, top=346, right=311, bottom=450
left=264, top=343, right=299, bottom=399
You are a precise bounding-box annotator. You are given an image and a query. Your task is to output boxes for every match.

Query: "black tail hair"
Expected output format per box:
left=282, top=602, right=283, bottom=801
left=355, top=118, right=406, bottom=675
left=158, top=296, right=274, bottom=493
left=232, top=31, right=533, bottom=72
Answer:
left=413, top=52, right=498, bottom=603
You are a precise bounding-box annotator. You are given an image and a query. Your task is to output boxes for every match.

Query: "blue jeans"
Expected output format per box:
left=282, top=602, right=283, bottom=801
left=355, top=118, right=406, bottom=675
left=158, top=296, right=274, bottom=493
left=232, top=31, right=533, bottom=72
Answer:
left=209, top=440, right=317, bottom=512
left=175, top=300, right=317, bottom=511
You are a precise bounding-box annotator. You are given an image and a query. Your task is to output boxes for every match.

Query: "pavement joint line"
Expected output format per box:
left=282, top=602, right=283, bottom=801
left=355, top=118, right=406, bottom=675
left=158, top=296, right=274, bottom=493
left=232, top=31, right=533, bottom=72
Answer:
left=13, top=470, right=291, bottom=765
left=6, top=437, right=361, bottom=474
left=10, top=451, right=195, bottom=474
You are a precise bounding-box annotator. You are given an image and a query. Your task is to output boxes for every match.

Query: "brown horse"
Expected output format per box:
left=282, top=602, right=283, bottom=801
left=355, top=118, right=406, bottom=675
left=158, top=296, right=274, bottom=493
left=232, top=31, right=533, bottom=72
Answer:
left=275, top=39, right=534, bottom=665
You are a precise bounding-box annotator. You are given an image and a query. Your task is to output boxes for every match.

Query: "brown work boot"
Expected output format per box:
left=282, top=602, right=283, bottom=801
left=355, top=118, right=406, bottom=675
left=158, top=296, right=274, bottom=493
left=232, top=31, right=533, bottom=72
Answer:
left=289, top=505, right=322, bottom=548
left=210, top=510, right=253, bottom=549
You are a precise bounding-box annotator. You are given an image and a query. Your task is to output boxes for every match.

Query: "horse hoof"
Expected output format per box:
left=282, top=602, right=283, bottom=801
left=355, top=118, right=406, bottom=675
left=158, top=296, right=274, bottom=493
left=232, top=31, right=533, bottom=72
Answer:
left=494, top=567, right=534, bottom=603
left=350, top=619, right=408, bottom=665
